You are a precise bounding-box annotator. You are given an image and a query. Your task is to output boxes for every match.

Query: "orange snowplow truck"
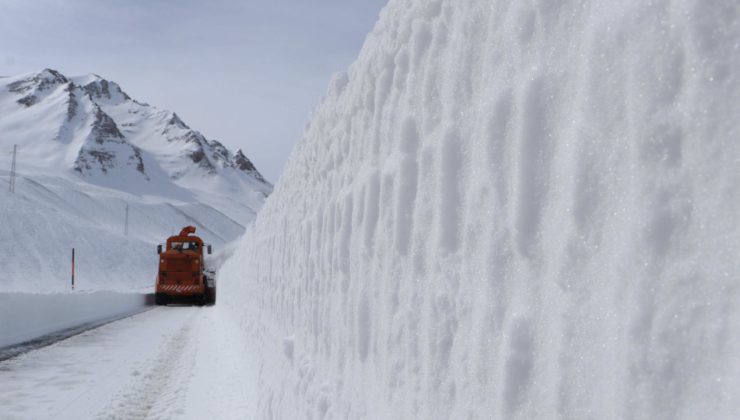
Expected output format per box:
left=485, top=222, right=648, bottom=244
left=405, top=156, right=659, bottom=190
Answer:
left=155, top=226, right=216, bottom=306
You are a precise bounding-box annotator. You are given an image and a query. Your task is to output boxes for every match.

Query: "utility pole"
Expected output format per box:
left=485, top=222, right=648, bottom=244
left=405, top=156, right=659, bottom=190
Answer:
left=124, top=203, right=129, bottom=236
left=9, top=144, right=17, bottom=193
left=71, top=248, right=75, bottom=290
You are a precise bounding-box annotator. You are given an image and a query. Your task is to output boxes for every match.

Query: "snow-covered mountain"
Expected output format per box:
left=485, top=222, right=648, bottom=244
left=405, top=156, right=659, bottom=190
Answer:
left=218, top=0, right=739, bottom=418
left=0, top=69, right=270, bottom=209
left=0, top=69, right=272, bottom=291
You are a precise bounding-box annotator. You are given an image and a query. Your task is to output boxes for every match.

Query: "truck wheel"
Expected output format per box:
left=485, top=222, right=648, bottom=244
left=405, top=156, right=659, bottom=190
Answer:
left=155, top=293, right=166, bottom=306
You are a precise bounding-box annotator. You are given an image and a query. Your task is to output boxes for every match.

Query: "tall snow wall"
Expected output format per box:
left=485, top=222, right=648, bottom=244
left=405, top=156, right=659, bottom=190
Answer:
left=220, top=0, right=740, bottom=418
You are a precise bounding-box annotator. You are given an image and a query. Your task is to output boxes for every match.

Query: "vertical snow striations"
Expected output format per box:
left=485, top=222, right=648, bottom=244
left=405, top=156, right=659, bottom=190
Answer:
left=220, top=0, right=740, bottom=418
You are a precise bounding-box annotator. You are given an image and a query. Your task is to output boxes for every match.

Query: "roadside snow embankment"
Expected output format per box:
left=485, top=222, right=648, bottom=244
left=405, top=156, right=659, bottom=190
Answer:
left=0, top=291, right=149, bottom=348
left=221, top=0, right=739, bottom=418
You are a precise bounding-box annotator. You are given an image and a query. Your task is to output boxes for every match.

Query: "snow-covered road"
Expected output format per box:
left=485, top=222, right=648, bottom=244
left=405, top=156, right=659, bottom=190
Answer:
left=0, top=306, right=256, bottom=420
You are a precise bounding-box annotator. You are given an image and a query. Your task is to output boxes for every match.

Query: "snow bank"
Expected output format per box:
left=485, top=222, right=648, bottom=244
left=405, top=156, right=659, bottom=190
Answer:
left=220, top=0, right=740, bottom=418
left=0, top=291, right=149, bottom=348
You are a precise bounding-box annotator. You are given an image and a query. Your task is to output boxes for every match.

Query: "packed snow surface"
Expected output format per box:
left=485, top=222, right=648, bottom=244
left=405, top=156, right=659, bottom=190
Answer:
left=219, top=0, right=740, bottom=418
left=0, top=306, right=256, bottom=419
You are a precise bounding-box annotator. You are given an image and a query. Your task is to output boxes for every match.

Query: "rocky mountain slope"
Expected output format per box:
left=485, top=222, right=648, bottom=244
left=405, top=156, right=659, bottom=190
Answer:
left=0, top=69, right=271, bottom=214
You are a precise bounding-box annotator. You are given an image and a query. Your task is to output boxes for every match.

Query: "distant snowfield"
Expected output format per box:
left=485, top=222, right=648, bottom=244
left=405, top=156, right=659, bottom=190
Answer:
left=0, top=169, right=244, bottom=292
left=219, top=0, right=740, bottom=418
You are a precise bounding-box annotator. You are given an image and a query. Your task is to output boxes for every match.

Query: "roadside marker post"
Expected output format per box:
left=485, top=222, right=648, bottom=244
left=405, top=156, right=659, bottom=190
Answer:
left=71, top=248, right=75, bottom=290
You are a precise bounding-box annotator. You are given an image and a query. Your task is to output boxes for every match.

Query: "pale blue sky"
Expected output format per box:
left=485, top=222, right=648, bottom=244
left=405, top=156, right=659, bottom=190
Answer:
left=0, top=0, right=389, bottom=182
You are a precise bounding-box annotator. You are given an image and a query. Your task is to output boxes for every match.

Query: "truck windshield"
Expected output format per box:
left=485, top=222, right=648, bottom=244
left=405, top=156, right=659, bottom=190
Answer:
left=170, top=241, right=200, bottom=251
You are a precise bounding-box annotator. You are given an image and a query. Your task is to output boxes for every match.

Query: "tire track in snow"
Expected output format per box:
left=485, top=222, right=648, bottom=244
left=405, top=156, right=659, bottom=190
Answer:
left=97, top=308, right=198, bottom=419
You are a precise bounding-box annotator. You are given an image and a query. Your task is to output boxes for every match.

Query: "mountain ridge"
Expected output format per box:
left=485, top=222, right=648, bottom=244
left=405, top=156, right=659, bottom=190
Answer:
left=0, top=68, right=271, bottom=198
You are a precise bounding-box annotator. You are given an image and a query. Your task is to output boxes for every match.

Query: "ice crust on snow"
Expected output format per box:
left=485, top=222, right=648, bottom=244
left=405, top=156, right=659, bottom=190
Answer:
left=220, top=0, right=740, bottom=418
